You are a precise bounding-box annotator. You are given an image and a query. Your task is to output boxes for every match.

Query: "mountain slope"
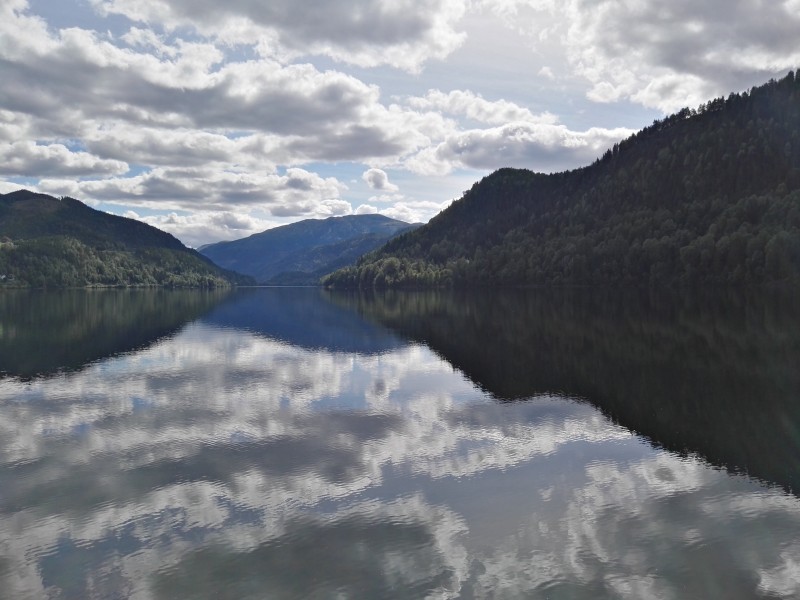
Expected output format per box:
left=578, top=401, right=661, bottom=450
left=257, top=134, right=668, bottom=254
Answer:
left=0, top=191, right=252, bottom=287
left=324, top=72, right=800, bottom=288
left=200, top=214, right=419, bottom=284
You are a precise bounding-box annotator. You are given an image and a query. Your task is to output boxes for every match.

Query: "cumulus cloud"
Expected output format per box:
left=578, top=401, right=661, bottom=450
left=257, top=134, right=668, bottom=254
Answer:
left=0, top=141, right=128, bottom=177
left=362, top=167, right=399, bottom=192
left=0, top=180, right=27, bottom=194
left=482, top=0, right=800, bottom=112
left=407, top=89, right=557, bottom=126
left=0, top=6, right=434, bottom=164
left=407, top=122, right=634, bottom=174
left=5, top=35, right=377, bottom=139
left=380, top=199, right=450, bottom=223
left=138, top=211, right=280, bottom=247
left=34, top=168, right=353, bottom=247
left=368, top=193, right=405, bottom=204
left=355, top=204, right=379, bottom=215
left=538, top=66, right=555, bottom=80
left=5, top=0, right=797, bottom=247
left=37, top=167, right=348, bottom=216
left=90, top=0, right=469, bottom=72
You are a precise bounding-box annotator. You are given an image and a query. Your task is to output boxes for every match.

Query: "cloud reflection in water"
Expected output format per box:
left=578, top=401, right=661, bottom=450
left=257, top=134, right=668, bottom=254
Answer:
left=0, top=308, right=799, bottom=598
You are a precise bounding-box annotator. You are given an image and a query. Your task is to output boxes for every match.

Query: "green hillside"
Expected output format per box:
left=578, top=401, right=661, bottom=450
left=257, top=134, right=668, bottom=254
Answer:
left=0, top=191, right=252, bottom=288
left=324, top=72, right=800, bottom=288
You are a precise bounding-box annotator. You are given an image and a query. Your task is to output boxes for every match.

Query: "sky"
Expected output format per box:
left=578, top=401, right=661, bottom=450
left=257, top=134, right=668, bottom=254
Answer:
left=1, top=0, right=799, bottom=247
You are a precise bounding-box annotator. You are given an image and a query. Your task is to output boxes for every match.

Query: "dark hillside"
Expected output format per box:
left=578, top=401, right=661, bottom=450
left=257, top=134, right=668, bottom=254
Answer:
left=0, top=191, right=251, bottom=287
left=0, top=190, right=185, bottom=251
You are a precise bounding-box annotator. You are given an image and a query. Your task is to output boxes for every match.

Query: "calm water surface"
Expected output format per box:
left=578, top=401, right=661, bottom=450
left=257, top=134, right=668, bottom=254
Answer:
left=1, top=287, right=799, bottom=599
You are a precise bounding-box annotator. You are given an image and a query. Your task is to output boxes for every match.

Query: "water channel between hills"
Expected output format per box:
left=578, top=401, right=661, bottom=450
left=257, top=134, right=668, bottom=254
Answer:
left=0, top=286, right=799, bottom=599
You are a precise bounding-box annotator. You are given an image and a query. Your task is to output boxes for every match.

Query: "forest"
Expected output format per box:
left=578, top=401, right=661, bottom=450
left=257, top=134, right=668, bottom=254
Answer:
left=0, top=191, right=250, bottom=288
left=323, top=72, right=800, bottom=288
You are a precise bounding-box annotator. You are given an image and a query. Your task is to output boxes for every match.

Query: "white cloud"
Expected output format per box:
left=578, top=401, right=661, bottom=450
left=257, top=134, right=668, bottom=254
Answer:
left=0, top=6, right=433, bottom=165
left=0, top=141, right=128, bottom=177
left=362, top=167, right=399, bottom=192
left=407, top=89, right=557, bottom=126
left=482, top=0, right=800, bottom=112
left=37, top=167, right=348, bottom=216
left=355, top=204, right=379, bottom=215
left=137, top=211, right=278, bottom=247
left=369, top=193, right=405, bottom=204
left=538, top=66, right=555, bottom=80
left=380, top=199, right=451, bottom=223
left=3, top=0, right=798, bottom=246
left=0, top=181, right=27, bottom=194
left=90, top=0, right=469, bottom=72
left=407, top=122, right=634, bottom=174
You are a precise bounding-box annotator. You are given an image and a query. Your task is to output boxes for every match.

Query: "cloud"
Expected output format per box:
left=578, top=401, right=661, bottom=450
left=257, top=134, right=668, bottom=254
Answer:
left=137, top=211, right=279, bottom=247
left=380, top=199, right=450, bottom=223
left=37, top=167, right=349, bottom=216
left=4, top=34, right=376, bottom=139
left=90, top=0, right=469, bottom=72
left=0, top=141, right=128, bottom=177
left=6, top=0, right=798, bottom=247
left=538, top=66, right=555, bottom=80
left=355, top=204, right=379, bottom=215
left=407, top=122, right=634, bottom=174
left=362, top=167, right=399, bottom=192
left=407, top=89, right=557, bottom=126
left=0, top=7, right=434, bottom=165
left=368, top=193, right=405, bottom=204
left=482, top=0, right=800, bottom=112
left=0, top=180, right=27, bottom=194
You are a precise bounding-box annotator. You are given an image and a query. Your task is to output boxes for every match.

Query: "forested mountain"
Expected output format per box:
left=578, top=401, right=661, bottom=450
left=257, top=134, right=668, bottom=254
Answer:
left=0, top=190, right=251, bottom=287
left=200, top=214, right=419, bottom=284
left=324, top=72, right=800, bottom=288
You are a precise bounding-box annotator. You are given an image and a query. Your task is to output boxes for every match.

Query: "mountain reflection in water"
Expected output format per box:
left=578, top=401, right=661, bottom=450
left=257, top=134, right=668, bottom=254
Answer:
left=0, top=287, right=798, bottom=599
left=333, top=287, right=800, bottom=493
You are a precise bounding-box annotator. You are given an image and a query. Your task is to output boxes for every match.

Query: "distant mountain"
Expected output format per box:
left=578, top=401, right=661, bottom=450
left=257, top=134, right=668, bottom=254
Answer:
left=200, top=214, right=420, bottom=285
left=0, top=190, right=252, bottom=287
left=324, top=72, right=800, bottom=288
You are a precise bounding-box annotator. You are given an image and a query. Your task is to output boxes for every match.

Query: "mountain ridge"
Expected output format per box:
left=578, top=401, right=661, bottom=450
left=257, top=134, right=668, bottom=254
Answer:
left=0, top=190, right=251, bottom=288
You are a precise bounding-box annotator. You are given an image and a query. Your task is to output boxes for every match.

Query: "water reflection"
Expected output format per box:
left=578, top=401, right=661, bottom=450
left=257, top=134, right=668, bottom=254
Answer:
left=335, top=287, right=800, bottom=493
left=0, top=288, right=230, bottom=379
left=203, top=287, right=404, bottom=354
left=0, top=288, right=799, bottom=598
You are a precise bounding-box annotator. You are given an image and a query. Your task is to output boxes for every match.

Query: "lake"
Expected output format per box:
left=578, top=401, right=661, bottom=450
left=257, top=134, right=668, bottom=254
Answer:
left=1, top=286, right=799, bottom=599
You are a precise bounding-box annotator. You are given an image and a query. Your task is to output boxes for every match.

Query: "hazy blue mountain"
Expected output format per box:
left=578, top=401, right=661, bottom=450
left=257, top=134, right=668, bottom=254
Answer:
left=0, top=190, right=252, bottom=287
left=200, top=214, right=419, bottom=284
left=324, top=72, right=800, bottom=288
